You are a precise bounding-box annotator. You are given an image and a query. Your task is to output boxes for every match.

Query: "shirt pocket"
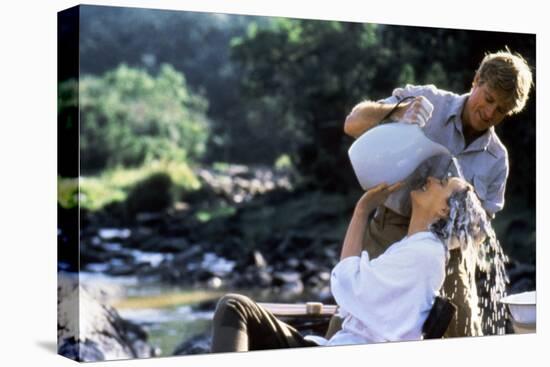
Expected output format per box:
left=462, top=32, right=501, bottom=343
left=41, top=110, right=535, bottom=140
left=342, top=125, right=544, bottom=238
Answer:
left=472, top=175, right=489, bottom=201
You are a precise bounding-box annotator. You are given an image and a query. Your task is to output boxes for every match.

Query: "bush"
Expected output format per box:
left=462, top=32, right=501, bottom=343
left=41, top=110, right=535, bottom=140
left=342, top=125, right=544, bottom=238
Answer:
left=125, top=173, right=175, bottom=215
left=59, top=64, right=209, bottom=173
left=58, top=161, right=201, bottom=211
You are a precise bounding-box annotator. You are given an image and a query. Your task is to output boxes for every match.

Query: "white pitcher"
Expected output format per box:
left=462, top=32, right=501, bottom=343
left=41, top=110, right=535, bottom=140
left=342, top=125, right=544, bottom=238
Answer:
left=348, top=122, right=450, bottom=190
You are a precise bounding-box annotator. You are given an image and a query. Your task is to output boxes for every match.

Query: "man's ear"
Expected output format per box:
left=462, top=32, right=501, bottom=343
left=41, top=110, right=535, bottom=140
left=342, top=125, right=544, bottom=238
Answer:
left=473, top=73, right=481, bottom=87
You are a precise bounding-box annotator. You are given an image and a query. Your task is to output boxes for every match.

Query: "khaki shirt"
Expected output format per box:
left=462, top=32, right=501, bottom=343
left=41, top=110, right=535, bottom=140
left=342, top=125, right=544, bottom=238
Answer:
left=379, top=84, right=509, bottom=217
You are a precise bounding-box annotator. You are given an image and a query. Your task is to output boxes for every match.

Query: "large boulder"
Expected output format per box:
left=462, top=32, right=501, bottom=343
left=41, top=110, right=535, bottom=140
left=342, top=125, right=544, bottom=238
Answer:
left=58, top=274, right=157, bottom=362
left=172, top=333, right=212, bottom=355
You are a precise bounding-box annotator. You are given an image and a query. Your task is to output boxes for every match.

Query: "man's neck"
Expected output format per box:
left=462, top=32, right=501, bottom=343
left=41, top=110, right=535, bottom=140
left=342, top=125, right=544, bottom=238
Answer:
left=461, top=99, right=486, bottom=147
left=462, top=124, right=486, bottom=147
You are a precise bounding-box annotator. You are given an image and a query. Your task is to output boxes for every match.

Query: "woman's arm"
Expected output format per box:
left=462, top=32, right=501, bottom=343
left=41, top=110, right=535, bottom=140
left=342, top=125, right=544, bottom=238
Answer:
left=339, top=182, right=404, bottom=260
left=339, top=205, right=370, bottom=260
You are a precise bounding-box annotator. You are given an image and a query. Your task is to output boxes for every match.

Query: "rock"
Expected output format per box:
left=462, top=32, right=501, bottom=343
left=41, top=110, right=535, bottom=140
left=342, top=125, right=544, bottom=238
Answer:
left=286, top=258, right=300, bottom=269
left=207, top=276, right=223, bottom=289
left=200, top=252, right=236, bottom=277
left=252, top=250, right=268, bottom=269
left=106, top=263, right=140, bottom=277
left=172, top=333, right=212, bottom=355
left=58, top=274, right=156, bottom=362
left=79, top=246, right=110, bottom=265
left=135, top=211, right=166, bottom=225
left=305, top=271, right=331, bottom=289
left=172, top=245, right=203, bottom=265
left=145, top=236, right=190, bottom=253
left=509, top=277, right=535, bottom=295
left=192, top=298, right=219, bottom=312
left=281, top=279, right=304, bottom=296
left=98, top=228, right=131, bottom=241
left=272, top=271, right=304, bottom=296
left=505, top=260, right=536, bottom=295
left=236, top=268, right=273, bottom=288
left=58, top=337, right=105, bottom=361
left=272, top=271, right=301, bottom=285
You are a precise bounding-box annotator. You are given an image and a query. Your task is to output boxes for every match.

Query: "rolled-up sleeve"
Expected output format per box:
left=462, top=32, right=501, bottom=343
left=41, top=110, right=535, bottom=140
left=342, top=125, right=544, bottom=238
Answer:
left=472, top=155, right=508, bottom=217
left=377, top=84, right=438, bottom=104
left=485, top=161, right=509, bottom=216
left=330, top=243, right=445, bottom=324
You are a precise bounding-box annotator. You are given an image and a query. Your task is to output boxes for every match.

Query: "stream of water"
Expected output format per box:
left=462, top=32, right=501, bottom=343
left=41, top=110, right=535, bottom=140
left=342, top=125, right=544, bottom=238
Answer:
left=444, top=156, right=509, bottom=335
left=79, top=269, right=321, bottom=357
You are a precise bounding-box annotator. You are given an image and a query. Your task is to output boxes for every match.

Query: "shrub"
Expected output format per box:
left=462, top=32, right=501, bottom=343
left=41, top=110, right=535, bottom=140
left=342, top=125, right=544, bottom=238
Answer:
left=125, top=173, right=174, bottom=215
left=59, top=64, right=209, bottom=173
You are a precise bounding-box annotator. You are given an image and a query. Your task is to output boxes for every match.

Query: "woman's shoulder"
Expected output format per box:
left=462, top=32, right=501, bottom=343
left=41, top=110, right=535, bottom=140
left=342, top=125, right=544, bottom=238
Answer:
left=393, top=232, right=446, bottom=260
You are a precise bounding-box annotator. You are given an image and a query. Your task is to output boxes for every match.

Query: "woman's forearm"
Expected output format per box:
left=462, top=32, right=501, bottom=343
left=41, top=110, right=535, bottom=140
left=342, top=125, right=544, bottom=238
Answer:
left=339, top=207, right=370, bottom=260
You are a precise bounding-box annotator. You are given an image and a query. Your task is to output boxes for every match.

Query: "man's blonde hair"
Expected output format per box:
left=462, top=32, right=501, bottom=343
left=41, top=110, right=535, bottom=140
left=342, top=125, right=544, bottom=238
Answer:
left=475, top=49, right=533, bottom=115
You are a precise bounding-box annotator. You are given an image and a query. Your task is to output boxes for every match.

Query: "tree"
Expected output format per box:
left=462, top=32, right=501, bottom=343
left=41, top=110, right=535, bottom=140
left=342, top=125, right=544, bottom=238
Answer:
left=59, top=64, right=209, bottom=173
left=231, top=18, right=535, bottom=204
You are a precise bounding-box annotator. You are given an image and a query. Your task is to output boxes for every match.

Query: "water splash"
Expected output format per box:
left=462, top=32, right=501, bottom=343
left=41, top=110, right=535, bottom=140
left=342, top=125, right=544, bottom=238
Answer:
left=448, top=156, right=464, bottom=179
left=439, top=157, right=509, bottom=335
left=476, top=227, right=509, bottom=335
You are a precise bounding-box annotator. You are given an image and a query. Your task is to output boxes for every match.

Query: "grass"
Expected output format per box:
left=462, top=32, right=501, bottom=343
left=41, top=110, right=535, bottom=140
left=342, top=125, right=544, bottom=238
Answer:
left=58, top=160, right=201, bottom=211
left=113, top=289, right=224, bottom=310
left=195, top=204, right=237, bottom=223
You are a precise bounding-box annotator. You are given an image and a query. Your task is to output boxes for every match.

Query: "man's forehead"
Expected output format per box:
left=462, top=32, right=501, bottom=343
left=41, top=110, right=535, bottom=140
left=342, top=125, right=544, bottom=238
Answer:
left=484, top=84, right=515, bottom=111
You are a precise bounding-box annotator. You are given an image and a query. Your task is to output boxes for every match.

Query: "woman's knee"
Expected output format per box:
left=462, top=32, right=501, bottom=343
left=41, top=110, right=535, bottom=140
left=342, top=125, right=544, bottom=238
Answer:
left=213, top=293, right=253, bottom=326
left=216, top=293, right=251, bottom=311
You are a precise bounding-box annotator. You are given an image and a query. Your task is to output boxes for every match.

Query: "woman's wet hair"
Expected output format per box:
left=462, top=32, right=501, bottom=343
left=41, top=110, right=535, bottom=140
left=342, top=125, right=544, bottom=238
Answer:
left=430, top=185, right=490, bottom=254
left=430, top=180, right=509, bottom=335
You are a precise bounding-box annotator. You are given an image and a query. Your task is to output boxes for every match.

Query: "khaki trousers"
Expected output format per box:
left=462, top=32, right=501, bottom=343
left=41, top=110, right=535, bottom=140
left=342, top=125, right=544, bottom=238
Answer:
left=325, top=206, right=482, bottom=339
left=211, top=293, right=318, bottom=352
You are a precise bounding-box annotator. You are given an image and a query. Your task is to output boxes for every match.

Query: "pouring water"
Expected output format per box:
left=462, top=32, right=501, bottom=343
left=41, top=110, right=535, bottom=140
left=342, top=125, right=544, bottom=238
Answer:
left=442, top=157, right=509, bottom=335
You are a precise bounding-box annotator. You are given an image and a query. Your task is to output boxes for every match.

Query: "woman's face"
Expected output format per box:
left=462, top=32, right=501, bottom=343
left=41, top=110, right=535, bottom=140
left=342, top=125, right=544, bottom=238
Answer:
left=411, top=176, right=469, bottom=219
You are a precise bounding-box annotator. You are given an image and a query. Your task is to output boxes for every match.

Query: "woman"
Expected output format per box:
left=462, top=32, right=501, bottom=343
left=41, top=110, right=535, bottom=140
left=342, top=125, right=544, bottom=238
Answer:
left=210, top=176, right=488, bottom=352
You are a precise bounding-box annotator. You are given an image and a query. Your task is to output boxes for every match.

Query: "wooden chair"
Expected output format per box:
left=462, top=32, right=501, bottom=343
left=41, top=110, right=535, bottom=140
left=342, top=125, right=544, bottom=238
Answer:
left=259, top=296, right=456, bottom=340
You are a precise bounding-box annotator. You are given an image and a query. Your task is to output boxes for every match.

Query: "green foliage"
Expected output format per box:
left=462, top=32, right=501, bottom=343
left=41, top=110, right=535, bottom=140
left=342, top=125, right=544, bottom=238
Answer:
left=274, top=154, right=293, bottom=171
left=195, top=204, right=237, bottom=223
left=231, top=19, right=389, bottom=189
left=68, top=6, right=535, bottom=208
left=423, top=62, right=449, bottom=89
left=57, top=177, right=79, bottom=209
left=59, top=64, right=209, bottom=173
left=58, top=161, right=200, bottom=211
left=398, top=64, right=416, bottom=86
left=230, top=18, right=535, bottom=200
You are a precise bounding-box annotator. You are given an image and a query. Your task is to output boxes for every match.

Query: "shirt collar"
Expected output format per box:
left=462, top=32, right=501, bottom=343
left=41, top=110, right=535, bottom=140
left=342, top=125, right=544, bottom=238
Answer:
left=403, top=231, right=438, bottom=243
left=466, top=128, right=500, bottom=157
left=444, top=93, right=469, bottom=125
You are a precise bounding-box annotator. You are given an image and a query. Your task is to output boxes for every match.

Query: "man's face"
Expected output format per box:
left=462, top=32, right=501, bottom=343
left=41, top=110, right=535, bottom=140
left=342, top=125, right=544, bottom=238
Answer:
left=463, top=76, right=512, bottom=132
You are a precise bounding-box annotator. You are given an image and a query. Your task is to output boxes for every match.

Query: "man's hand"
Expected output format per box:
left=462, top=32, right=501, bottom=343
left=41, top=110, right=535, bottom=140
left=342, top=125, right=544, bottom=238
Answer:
left=392, top=96, right=434, bottom=127
left=356, top=181, right=404, bottom=214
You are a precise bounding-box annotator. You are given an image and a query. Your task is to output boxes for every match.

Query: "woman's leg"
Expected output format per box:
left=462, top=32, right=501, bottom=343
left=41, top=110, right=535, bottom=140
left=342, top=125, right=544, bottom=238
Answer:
left=211, top=293, right=317, bottom=353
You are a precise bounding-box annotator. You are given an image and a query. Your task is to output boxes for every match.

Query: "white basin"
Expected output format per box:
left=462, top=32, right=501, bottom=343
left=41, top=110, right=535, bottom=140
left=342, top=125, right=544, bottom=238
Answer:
left=499, top=291, right=536, bottom=325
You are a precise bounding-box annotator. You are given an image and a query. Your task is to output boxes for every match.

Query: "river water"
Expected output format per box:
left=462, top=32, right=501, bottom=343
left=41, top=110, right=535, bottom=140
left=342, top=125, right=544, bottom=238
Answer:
left=79, top=269, right=319, bottom=357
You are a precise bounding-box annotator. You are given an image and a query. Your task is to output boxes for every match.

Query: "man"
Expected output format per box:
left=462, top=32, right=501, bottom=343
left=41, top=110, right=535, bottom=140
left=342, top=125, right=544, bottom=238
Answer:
left=336, top=49, right=533, bottom=338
